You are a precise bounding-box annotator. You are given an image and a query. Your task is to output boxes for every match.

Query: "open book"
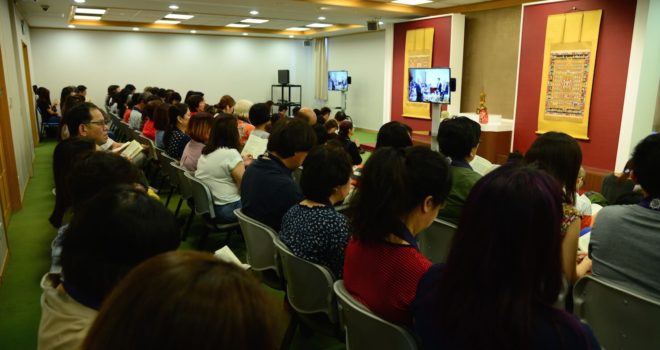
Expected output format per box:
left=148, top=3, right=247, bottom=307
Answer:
left=112, top=140, right=143, bottom=160
left=214, top=246, right=251, bottom=270
left=241, top=134, right=268, bottom=158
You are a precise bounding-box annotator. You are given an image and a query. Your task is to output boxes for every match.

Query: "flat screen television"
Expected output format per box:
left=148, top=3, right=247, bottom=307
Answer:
left=408, top=67, right=451, bottom=104
left=328, top=70, right=349, bottom=91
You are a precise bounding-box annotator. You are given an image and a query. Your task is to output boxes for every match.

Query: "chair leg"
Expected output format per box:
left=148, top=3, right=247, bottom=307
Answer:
left=165, top=185, right=174, bottom=207
left=181, top=211, right=194, bottom=241
left=197, top=225, right=209, bottom=250
left=174, top=198, right=183, bottom=217
left=280, top=310, right=298, bottom=350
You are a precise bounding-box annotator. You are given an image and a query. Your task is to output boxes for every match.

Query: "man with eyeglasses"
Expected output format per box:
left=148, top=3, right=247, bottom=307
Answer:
left=64, top=102, right=113, bottom=148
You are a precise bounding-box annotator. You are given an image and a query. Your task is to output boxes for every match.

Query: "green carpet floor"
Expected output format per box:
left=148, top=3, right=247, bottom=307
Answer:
left=0, top=131, right=377, bottom=349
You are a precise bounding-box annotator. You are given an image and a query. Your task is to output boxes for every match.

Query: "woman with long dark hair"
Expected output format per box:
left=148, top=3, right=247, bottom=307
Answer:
left=413, top=164, right=600, bottom=349
left=338, top=120, right=362, bottom=165
left=37, top=87, right=60, bottom=123
left=163, top=103, right=191, bottom=159
left=194, top=116, right=245, bottom=223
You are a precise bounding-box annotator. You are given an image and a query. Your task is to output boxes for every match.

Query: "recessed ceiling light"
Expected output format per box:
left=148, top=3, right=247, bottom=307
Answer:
left=132, top=27, right=139, bottom=31
left=249, top=10, right=259, bottom=15
left=67, top=24, right=76, bottom=28
left=190, top=30, right=197, bottom=34
left=240, top=18, right=269, bottom=24
left=318, top=16, right=326, bottom=21
left=164, top=13, right=194, bottom=20
left=155, top=19, right=180, bottom=25
left=75, top=8, right=106, bottom=15
left=306, top=23, right=332, bottom=28
left=391, top=0, right=433, bottom=5
left=73, top=15, right=102, bottom=20
left=226, top=23, right=250, bottom=28
left=74, top=0, right=86, bottom=3
left=288, top=35, right=294, bottom=38
left=169, top=4, right=179, bottom=10
left=286, top=27, right=307, bottom=31
left=242, top=33, right=248, bottom=36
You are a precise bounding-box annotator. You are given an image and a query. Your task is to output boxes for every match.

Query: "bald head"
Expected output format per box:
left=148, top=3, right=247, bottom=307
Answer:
left=295, top=107, right=317, bottom=125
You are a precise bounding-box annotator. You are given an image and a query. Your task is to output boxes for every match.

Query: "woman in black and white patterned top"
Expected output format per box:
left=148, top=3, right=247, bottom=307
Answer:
left=279, top=145, right=353, bottom=278
left=163, top=103, right=191, bottom=159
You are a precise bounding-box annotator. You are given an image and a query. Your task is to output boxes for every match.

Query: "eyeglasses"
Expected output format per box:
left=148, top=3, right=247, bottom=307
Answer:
left=86, top=120, right=107, bottom=127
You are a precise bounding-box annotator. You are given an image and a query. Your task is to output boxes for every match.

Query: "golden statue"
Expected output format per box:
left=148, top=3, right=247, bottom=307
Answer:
left=476, top=91, right=489, bottom=124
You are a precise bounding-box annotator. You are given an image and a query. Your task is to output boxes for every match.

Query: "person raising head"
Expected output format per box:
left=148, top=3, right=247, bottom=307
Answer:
left=38, top=185, right=180, bottom=350
left=64, top=103, right=109, bottom=146
left=280, top=145, right=353, bottom=278
left=413, top=164, right=600, bottom=349
left=436, top=116, right=482, bottom=224
left=343, top=146, right=452, bottom=325
left=524, top=131, right=590, bottom=283
left=195, top=116, right=245, bottom=223
left=180, top=112, right=214, bottom=172
left=163, top=103, right=192, bottom=159
left=241, top=118, right=317, bottom=230
left=81, top=251, right=276, bottom=350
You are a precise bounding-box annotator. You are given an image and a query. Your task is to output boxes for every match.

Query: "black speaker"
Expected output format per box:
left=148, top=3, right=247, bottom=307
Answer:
left=347, top=76, right=352, bottom=84
left=450, top=78, right=456, bottom=92
left=278, top=70, right=290, bottom=85
left=367, top=21, right=378, bottom=31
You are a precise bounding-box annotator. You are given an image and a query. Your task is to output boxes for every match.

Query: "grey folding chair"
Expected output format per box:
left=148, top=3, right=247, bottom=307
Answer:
left=134, top=132, right=157, bottom=160
left=183, top=172, right=239, bottom=250
left=170, top=162, right=195, bottom=240
left=333, top=280, right=418, bottom=350
left=416, top=218, right=457, bottom=263
left=573, top=275, right=660, bottom=349
left=272, top=237, right=340, bottom=344
left=233, top=208, right=283, bottom=290
left=158, top=151, right=179, bottom=206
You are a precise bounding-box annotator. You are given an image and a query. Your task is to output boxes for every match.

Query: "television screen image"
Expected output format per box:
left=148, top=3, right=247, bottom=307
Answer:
left=408, top=68, right=451, bottom=104
left=328, top=71, right=349, bottom=91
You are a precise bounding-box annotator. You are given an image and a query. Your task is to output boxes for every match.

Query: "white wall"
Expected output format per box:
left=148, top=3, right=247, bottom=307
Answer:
left=327, top=31, right=386, bottom=131
left=0, top=0, right=36, bottom=197
left=30, top=29, right=314, bottom=109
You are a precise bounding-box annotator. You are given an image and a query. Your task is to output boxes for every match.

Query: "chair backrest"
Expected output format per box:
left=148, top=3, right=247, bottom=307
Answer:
left=333, top=280, right=418, bottom=350
left=171, top=162, right=193, bottom=201
left=135, top=133, right=157, bottom=160
left=574, top=275, right=660, bottom=349
left=233, top=209, right=280, bottom=274
left=159, top=151, right=179, bottom=187
left=272, top=237, right=337, bottom=323
left=119, top=121, right=134, bottom=141
left=416, top=218, right=457, bottom=263
left=183, top=172, right=215, bottom=219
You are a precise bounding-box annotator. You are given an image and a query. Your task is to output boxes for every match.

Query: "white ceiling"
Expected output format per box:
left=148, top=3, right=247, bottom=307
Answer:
left=17, top=0, right=496, bottom=38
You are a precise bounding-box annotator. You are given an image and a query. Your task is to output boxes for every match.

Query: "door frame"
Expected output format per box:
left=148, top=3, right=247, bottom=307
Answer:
left=21, top=41, right=38, bottom=146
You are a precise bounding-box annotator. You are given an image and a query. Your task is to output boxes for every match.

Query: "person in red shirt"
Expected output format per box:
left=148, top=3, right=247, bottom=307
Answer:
left=140, top=100, right=162, bottom=140
left=343, top=146, right=452, bottom=325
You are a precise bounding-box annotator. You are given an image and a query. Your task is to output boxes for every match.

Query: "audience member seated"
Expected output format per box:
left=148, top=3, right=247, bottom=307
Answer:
left=233, top=99, right=255, bottom=144
left=104, top=85, right=120, bottom=114
left=164, top=91, right=182, bottom=105
left=214, top=94, right=235, bottom=116
left=375, top=121, right=412, bottom=149
left=248, top=103, right=271, bottom=139
left=335, top=111, right=348, bottom=122
left=413, top=164, right=600, bottom=349
left=435, top=116, right=482, bottom=224
left=127, top=93, right=146, bottom=130
left=601, top=159, right=636, bottom=205
left=38, top=186, right=180, bottom=350
left=116, top=84, right=135, bottom=120
left=185, top=93, right=206, bottom=117
left=180, top=112, right=213, bottom=171
left=58, top=86, right=76, bottom=117
left=163, top=103, right=191, bottom=159
left=575, top=166, right=593, bottom=228
left=140, top=99, right=162, bottom=140
left=524, top=132, right=591, bottom=284
left=343, top=146, right=452, bottom=325
left=338, top=120, right=362, bottom=165
left=590, top=133, right=660, bottom=299
left=81, top=251, right=276, bottom=350
left=195, top=116, right=245, bottom=223
left=272, top=104, right=288, bottom=124
left=280, top=145, right=352, bottom=278
left=152, top=102, right=170, bottom=149
left=64, top=103, right=112, bottom=148
left=325, top=119, right=338, bottom=136
left=49, top=138, right=97, bottom=229
left=37, top=87, right=60, bottom=124
left=240, top=119, right=316, bottom=230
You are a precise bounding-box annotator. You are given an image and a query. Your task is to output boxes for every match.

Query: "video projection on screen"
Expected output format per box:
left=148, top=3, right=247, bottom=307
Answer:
left=328, top=71, right=349, bottom=91
left=408, top=68, right=451, bottom=104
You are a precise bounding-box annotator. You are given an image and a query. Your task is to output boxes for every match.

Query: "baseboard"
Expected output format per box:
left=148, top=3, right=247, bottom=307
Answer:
left=355, top=127, right=378, bottom=134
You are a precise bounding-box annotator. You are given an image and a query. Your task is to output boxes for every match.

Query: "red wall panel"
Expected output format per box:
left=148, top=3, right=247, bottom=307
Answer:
left=392, top=16, right=452, bottom=132
left=514, top=0, right=637, bottom=170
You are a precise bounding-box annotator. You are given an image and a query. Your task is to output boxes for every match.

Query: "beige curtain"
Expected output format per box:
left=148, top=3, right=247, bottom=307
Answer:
left=314, top=38, right=328, bottom=101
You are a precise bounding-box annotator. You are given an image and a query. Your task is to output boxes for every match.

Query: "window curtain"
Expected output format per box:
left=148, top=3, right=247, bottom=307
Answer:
left=314, top=38, right=328, bottom=101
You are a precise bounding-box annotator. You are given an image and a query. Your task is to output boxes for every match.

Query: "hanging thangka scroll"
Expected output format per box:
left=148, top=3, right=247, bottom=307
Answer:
left=403, top=28, right=434, bottom=119
left=537, top=10, right=602, bottom=140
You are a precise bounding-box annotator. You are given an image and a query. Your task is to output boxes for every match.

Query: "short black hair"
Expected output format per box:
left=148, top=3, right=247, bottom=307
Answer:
left=278, top=104, right=288, bottom=112
left=320, top=107, right=332, bottom=116
left=376, top=121, right=412, bottom=149
left=68, top=152, right=142, bottom=210
left=249, top=103, right=271, bottom=126
left=291, top=106, right=301, bottom=116
left=300, top=145, right=352, bottom=203
left=632, top=133, right=660, bottom=197
left=437, top=116, right=481, bottom=160
left=76, top=85, right=87, bottom=93
left=64, top=102, right=99, bottom=138
left=186, top=94, right=204, bottom=113
left=61, top=185, right=180, bottom=303
left=267, top=118, right=317, bottom=158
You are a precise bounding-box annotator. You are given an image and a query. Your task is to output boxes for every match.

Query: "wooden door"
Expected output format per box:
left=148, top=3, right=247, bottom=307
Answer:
left=0, top=46, right=22, bottom=224
left=22, top=42, right=38, bottom=146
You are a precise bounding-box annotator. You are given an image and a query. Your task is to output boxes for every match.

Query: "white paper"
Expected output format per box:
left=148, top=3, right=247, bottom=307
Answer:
left=214, top=245, right=251, bottom=270
left=241, top=134, right=268, bottom=158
